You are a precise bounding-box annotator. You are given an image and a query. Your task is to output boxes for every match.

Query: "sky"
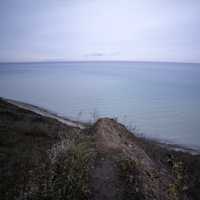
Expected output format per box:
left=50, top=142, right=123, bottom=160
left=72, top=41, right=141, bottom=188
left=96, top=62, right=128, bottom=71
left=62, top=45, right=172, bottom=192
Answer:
left=0, top=0, right=200, bottom=63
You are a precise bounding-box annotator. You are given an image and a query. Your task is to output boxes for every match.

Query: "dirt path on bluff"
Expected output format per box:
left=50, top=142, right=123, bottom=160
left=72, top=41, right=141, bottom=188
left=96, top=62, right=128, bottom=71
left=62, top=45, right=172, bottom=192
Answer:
left=90, top=156, right=122, bottom=200
left=90, top=118, right=183, bottom=200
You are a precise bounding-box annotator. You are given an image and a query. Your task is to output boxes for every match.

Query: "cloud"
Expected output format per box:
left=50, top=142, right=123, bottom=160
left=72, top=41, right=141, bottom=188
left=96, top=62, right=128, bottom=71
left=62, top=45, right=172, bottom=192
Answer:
left=0, top=0, right=200, bottom=62
left=86, top=53, right=104, bottom=57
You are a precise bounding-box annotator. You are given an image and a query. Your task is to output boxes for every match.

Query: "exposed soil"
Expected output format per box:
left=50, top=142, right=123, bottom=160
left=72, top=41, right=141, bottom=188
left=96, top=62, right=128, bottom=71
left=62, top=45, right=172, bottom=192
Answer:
left=91, top=118, right=177, bottom=200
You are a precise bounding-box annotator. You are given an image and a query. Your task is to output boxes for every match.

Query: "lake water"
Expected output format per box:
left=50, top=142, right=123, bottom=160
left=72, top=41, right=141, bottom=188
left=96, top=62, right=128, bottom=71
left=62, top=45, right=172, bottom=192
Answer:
left=0, top=62, right=200, bottom=147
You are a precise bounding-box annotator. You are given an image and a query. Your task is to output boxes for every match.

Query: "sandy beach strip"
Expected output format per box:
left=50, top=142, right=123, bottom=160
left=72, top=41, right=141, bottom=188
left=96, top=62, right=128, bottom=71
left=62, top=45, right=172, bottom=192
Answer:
left=4, top=98, right=85, bottom=129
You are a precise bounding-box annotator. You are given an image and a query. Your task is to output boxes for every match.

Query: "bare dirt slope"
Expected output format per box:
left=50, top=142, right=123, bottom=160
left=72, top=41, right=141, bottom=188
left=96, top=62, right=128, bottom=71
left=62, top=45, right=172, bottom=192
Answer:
left=91, top=118, right=181, bottom=200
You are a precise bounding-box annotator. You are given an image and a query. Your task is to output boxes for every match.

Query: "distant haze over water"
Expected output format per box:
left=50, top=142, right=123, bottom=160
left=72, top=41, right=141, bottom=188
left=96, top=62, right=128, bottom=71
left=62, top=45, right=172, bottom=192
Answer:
left=0, top=62, right=200, bottom=147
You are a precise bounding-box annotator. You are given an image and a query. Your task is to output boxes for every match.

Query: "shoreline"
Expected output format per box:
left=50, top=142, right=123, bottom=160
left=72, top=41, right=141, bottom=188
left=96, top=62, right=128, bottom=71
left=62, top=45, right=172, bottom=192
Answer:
left=3, top=97, right=86, bottom=129
left=2, top=97, right=200, bottom=155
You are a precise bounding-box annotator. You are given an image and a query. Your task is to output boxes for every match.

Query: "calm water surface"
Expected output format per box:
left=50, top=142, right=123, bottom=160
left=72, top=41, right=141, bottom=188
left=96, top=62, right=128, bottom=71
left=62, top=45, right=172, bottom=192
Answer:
left=0, top=62, right=200, bottom=147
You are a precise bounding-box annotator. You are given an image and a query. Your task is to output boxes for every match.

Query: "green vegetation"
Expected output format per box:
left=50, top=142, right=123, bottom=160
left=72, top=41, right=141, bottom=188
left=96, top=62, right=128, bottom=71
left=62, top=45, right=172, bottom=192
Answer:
left=1, top=98, right=200, bottom=200
left=27, top=136, right=96, bottom=200
left=137, top=137, right=200, bottom=200
left=0, top=99, right=96, bottom=200
left=168, top=160, right=184, bottom=200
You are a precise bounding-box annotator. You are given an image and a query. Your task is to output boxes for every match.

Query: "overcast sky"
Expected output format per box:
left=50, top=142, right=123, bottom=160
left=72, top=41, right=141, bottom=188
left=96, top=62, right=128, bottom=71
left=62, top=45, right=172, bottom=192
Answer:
left=0, top=0, right=200, bottom=63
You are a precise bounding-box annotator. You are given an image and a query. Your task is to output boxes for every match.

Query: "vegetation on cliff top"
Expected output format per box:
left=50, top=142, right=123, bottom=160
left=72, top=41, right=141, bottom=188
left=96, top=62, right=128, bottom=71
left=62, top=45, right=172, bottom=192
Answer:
left=0, top=98, right=200, bottom=200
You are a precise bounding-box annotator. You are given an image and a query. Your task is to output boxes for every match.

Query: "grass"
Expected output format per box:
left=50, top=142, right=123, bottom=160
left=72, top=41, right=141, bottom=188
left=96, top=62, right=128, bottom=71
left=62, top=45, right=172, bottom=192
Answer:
left=29, top=135, right=96, bottom=200
left=136, top=136, right=200, bottom=200
left=1, top=98, right=200, bottom=200
left=0, top=99, right=96, bottom=200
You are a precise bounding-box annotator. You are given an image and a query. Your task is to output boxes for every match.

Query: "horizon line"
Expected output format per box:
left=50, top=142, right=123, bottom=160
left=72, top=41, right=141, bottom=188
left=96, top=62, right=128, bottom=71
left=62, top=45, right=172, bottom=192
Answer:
left=0, top=60, right=200, bottom=65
